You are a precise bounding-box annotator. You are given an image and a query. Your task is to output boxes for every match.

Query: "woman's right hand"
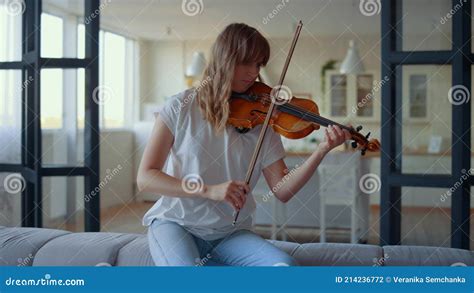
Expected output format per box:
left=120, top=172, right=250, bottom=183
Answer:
left=202, top=181, right=250, bottom=211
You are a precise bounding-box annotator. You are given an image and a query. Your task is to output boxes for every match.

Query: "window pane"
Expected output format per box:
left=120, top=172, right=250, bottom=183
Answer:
left=42, top=176, right=83, bottom=232
left=409, top=75, right=427, bottom=118
left=103, top=31, right=125, bottom=128
left=42, top=69, right=85, bottom=165
left=77, top=23, right=85, bottom=59
left=0, top=172, right=23, bottom=227
left=401, top=65, right=452, bottom=175
left=41, top=13, right=63, bottom=58
left=77, top=68, right=85, bottom=128
left=0, top=4, right=22, bottom=62
left=356, top=74, right=374, bottom=117
left=0, top=70, right=22, bottom=164
left=401, top=0, right=452, bottom=51
left=41, top=69, right=63, bottom=129
left=78, top=26, right=131, bottom=129
left=330, top=75, right=347, bottom=116
left=400, top=187, right=453, bottom=248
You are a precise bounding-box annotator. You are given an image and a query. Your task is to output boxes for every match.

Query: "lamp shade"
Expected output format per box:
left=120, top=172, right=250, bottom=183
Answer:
left=186, top=51, right=206, bottom=77
left=340, top=40, right=365, bottom=74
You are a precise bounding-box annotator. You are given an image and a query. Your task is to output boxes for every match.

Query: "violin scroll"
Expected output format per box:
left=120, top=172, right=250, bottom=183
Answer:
left=348, top=125, right=381, bottom=155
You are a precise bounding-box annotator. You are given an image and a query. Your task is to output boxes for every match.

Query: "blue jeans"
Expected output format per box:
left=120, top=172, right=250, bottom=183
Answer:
left=147, top=218, right=299, bottom=266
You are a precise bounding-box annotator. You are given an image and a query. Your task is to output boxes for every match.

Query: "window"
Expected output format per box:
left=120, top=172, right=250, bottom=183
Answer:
left=78, top=24, right=132, bottom=129
left=0, top=4, right=22, bottom=128
left=356, top=74, right=374, bottom=117
left=326, top=70, right=379, bottom=121
left=329, top=74, right=347, bottom=117
left=40, top=13, right=64, bottom=129
left=1, top=10, right=136, bottom=130
left=408, top=74, right=427, bottom=118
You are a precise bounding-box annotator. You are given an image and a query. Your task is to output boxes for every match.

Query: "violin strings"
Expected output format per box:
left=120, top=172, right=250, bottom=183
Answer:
left=258, top=94, right=351, bottom=131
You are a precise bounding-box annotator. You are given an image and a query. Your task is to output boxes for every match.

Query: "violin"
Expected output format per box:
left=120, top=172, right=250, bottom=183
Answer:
left=228, top=81, right=381, bottom=155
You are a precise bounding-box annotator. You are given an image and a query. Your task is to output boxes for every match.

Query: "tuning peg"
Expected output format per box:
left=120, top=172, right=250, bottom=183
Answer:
left=365, top=132, right=371, bottom=139
left=356, top=125, right=363, bottom=132
left=351, top=141, right=357, bottom=148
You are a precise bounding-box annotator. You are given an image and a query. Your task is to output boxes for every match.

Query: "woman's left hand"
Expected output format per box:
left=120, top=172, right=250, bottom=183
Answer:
left=317, top=124, right=351, bottom=154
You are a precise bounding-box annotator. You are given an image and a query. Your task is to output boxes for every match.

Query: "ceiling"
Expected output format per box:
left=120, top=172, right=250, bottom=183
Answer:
left=43, top=0, right=454, bottom=41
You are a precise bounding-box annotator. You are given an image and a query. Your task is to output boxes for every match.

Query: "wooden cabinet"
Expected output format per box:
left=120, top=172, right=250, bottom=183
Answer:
left=325, top=70, right=379, bottom=123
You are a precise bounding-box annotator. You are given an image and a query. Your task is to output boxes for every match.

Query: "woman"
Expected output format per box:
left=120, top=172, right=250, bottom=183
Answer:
left=137, top=23, right=350, bottom=266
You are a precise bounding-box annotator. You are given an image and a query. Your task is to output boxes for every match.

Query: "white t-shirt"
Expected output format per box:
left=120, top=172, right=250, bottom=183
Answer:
left=142, top=88, right=286, bottom=241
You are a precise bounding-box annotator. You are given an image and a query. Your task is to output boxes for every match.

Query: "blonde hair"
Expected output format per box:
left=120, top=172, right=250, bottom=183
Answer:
left=196, top=23, right=270, bottom=135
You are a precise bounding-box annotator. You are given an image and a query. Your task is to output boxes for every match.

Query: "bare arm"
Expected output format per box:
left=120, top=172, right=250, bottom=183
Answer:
left=136, top=115, right=209, bottom=197
left=262, top=124, right=351, bottom=203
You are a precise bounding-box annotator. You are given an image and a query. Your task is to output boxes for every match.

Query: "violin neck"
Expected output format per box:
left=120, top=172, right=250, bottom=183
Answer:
left=277, top=103, right=352, bottom=132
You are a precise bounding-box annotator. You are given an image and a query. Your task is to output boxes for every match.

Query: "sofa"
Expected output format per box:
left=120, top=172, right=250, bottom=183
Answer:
left=1, top=226, right=473, bottom=266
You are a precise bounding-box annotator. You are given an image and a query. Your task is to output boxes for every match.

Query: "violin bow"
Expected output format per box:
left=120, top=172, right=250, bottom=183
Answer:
left=233, top=20, right=303, bottom=226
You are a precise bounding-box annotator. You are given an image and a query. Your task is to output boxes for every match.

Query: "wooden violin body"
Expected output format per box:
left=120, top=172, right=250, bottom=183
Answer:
left=228, top=81, right=381, bottom=155
left=229, top=82, right=320, bottom=139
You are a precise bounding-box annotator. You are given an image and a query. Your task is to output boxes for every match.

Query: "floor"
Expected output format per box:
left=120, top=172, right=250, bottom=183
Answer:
left=45, top=200, right=474, bottom=249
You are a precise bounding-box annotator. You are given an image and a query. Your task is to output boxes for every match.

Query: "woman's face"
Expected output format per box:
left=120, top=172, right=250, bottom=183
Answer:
left=231, top=61, right=262, bottom=93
